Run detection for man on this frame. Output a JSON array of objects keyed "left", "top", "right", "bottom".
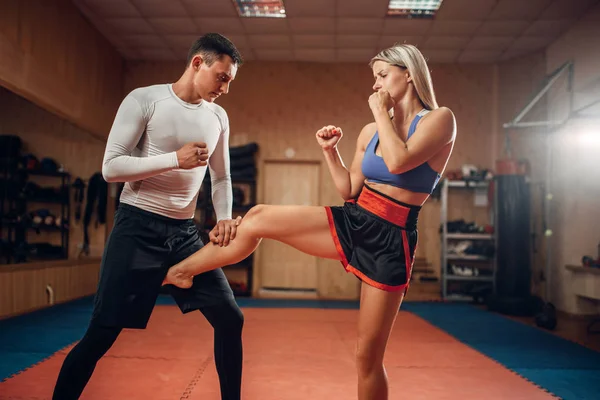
[{"left": 53, "top": 33, "right": 244, "bottom": 400}]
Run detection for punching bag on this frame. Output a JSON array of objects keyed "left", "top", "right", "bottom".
[
  {"left": 487, "top": 159, "right": 537, "bottom": 316},
  {"left": 496, "top": 173, "right": 531, "bottom": 296}
]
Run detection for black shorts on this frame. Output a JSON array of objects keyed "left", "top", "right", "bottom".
[
  {"left": 325, "top": 184, "right": 420, "bottom": 292},
  {"left": 91, "top": 203, "right": 234, "bottom": 329}
]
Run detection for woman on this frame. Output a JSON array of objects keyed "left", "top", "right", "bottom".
[{"left": 164, "top": 44, "right": 456, "bottom": 399}]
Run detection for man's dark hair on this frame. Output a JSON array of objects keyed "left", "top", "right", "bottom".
[{"left": 187, "top": 33, "right": 244, "bottom": 67}]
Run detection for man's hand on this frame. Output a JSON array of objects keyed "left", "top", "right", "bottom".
[
  {"left": 177, "top": 142, "right": 209, "bottom": 169},
  {"left": 209, "top": 216, "right": 243, "bottom": 247}
]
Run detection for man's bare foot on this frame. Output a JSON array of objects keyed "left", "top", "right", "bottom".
[{"left": 163, "top": 265, "right": 193, "bottom": 289}]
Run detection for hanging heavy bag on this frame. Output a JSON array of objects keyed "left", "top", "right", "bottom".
[
  {"left": 82, "top": 172, "right": 108, "bottom": 252},
  {"left": 72, "top": 177, "right": 86, "bottom": 223},
  {"left": 0, "top": 135, "right": 22, "bottom": 169}
]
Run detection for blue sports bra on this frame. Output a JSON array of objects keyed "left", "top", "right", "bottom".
[{"left": 361, "top": 109, "right": 441, "bottom": 194}]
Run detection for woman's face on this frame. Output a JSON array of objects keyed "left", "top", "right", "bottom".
[{"left": 371, "top": 60, "right": 410, "bottom": 104}]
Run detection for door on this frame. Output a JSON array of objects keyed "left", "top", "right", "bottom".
[{"left": 259, "top": 161, "right": 320, "bottom": 290}]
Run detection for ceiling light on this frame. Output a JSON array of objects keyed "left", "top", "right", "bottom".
[
  {"left": 233, "top": 0, "right": 286, "bottom": 18},
  {"left": 387, "top": 0, "right": 443, "bottom": 18}
]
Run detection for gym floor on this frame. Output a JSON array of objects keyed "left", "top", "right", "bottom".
[{"left": 1, "top": 296, "right": 599, "bottom": 399}]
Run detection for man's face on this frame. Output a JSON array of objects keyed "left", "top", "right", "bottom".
[{"left": 192, "top": 54, "right": 238, "bottom": 102}]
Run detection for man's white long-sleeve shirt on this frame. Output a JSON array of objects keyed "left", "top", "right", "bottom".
[{"left": 102, "top": 84, "right": 232, "bottom": 221}]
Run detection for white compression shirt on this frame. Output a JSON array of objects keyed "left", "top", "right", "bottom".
[{"left": 102, "top": 83, "right": 232, "bottom": 221}]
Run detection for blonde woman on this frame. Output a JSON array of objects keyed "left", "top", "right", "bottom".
[{"left": 164, "top": 44, "right": 456, "bottom": 399}]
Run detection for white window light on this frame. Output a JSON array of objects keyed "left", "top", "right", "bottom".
[
  {"left": 233, "top": 0, "right": 286, "bottom": 18},
  {"left": 387, "top": 0, "right": 443, "bottom": 18}
]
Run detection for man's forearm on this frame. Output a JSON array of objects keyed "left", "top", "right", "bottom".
[
  {"left": 102, "top": 151, "right": 179, "bottom": 182},
  {"left": 211, "top": 175, "right": 233, "bottom": 221}
]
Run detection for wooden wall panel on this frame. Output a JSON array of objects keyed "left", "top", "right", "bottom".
[
  {"left": 0, "top": 259, "right": 101, "bottom": 320},
  {"left": 0, "top": 0, "right": 123, "bottom": 139},
  {"left": 124, "top": 60, "right": 497, "bottom": 299}
]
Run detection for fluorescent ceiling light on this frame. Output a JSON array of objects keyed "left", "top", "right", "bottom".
[
  {"left": 387, "top": 0, "right": 443, "bottom": 18},
  {"left": 233, "top": 0, "right": 286, "bottom": 18}
]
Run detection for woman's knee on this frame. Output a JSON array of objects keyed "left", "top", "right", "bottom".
[
  {"left": 241, "top": 205, "right": 267, "bottom": 235},
  {"left": 355, "top": 337, "right": 383, "bottom": 375}
]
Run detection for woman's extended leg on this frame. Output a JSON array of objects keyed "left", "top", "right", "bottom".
[
  {"left": 355, "top": 283, "right": 405, "bottom": 400},
  {"left": 164, "top": 204, "right": 341, "bottom": 288}
]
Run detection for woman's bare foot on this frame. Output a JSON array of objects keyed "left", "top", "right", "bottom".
[{"left": 163, "top": 265, "right": 194, "bottom": 289}]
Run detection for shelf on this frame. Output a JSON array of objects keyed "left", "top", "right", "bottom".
[
  {"left": 447, "top": 254, "right": 492, "bottom": 261},
  {"left": 2, "top": 221, "right": 67, "bottom": 231},
  {"left": 26, "top": 196, "right": 70, "bottom": 204},
  {"left": 446, "top": 233, "right": 494, "bottom": 240},
  {"left": 445, "top": 275, "right": 494, "bottom": 282},
  {"left": 1, "top": 166, "right": 70, "bottom": 265},
  {"left": 31, "top": 225, "right": 68, "bottom": 232},
  {"left": 441, "top": 176, "right": 497, "bottom": 300},
  {"left": 447, "top": 180, "right": 490, "bottom": 188},
  {"left": 24, "top": 170, "right": 70, "bottom": 178},
  {"left": 444, "top": 294, "right": 477, "bottom": 302}
]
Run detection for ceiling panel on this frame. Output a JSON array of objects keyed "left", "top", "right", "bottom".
[
  {"left": 522, "top": 19, "right": 575, "bottom": 37},
  {"left": 130, "top": 0, "right": 189, "bottom": 18},
  {"left": 77, "top": 0, "right": 141, "bottom": 18},
  {"left": 242, "top": 18, "right": 290, "bottom": 34},
  {"left": 164, "top": 34, "right": 200, "bottom": 48},
  {"left": 293, "top": 34, "right": 336, "bottom": 48},
  {"left": 383, "top": 19, "right": 433, "bottom": 35},
  {"left": 422, "top": 36, "right": 471, "bottom": 50},
  {"left": 106, "top": 18, "right": 155, "bottom": 34},
  {"left": 71, "top": 0, "right": 597, "bottom": 63},
  {"left": 336, "top": 35, "right": 379, "bottom": 48},
  {"left": 337, "top": 18, "right": 384, "bottom": 34},
  {"left": 194, "top": 17, "right": 246, "bottom": 34},
  {"left": 248, "top": 34, "right": 292, "bottom": 49},
  {"left": 487, "top": 0, "right": 555, "bottom": 21},
  {"left": 423, "top": 49, "right": 461, "bottom": 63},
  {"left": 336, "top": 0, "right": 390, "bottom": 18},
  {"left": 284, "top": 0, "right": 336, "bottom": 17},
  {"left": 458, "top": 49, "right": 504, "bottom": 63},
  {"left": 429, "top": 21, "right": 483, "bottom": 36},
  {"left": 337, "top": 48, "right": 378, "bottom": 62},
  {"left": 539, "top": 0, "right": 598, "bottom": 19},
  {"left": 379, "top": 35, "right": 426, "bottom": 49},
  {"left": 294, "top": 48, "right": 336, "bottom": 62},
  {"left": 179, "top": 0, "right": 239, "bottom": 17},
  {"left": 288, "top": 18, "right": 336, "bottom": 34},
  {"left": 476, "top": 20, "right": 530, "bottom": 36},
  {"left": 148, "top": 18, "right": 198, "bottom": 34},
  {"left": 465, "top": 36, "right": 516, "bottom": 51},
  {"left": 435, "top": 0, "right": 498, "bottom": 20}
]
